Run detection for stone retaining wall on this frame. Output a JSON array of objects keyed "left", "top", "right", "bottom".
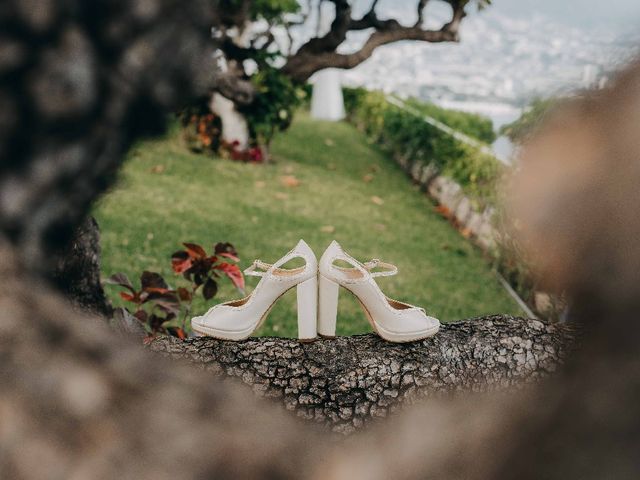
[
  {"left": 394, "top": 153, "right": 555, "bottom": 318},
  {"left": 396, "top": 155, "right": 497, "bottom": 251}
]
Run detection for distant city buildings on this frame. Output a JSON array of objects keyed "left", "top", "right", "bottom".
[{"left": 339, "top": 10, "right": 638, "bottom": 124}]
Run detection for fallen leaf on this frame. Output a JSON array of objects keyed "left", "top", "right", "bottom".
[
  {"left": 280, "top": 175, "right": 301, "bottom": 188},
  {"left": 324, "top": 138, "right": 335, "bottom": 147},
  {"left": 255, "top": 180, "right": 266, "bottom": 188},
  {"left": 461, "top": 228, "right": 472, "bottom": 238},
  {"left": 371, "top": 195, "right": 384, "bottom": 206},
  {"left": 320, "top": 225, "right": 335, "bottom": 233},
  {"left": 363, "top": 173, "right": 374, "bottom": 183},
  {"left": 274, "top": 192, "right": 289, "bottom": 200},
  {"left": 434, "top": 205, "right": 452, "bottom": 218},
  {"left": 150, "top": 164, "right": 165, "bottom": 174}
]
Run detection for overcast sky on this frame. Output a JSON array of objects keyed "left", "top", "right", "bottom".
[
  {"left": 377, "top": 0, "right": 640, "bottom": 31},
  {"left": 493, "top": 0, "right": 640, "bottom": 29}
]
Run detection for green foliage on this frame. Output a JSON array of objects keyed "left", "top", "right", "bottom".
[
  {"left": 342, "top": 88, "right": 553, "bottom": 318},
  {"left": 105, "top": 242, "right": 244, "bottom": 340},
  {"left": 406, "top": 98, "right": 496, "bottom": 144},
  {"left": 178, "top": 96, "right": 222, "bottom": 155},
  {"left": 500, "top": 97, "right": 557, "bottom": 144},
  {"left": 94, "top": 116, "right": 523, "bottom": 338},
  {"left": 344, "top": 87, "right": 502, "bottom": 206},
  {"left": 240, "top": 67, "right": 307, "bottom": 146},
  {"left": 250, "top": 0, "right": 299, "bottom": 21},
  {"left": 343, "top": 88, "right": 389, "bottom": 140}
]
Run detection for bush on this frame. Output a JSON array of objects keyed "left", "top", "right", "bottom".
[
  {"left": 343, "top": 87, "right": 564, "bottom": 320},
  {"left": 106, "top": 241, "right": 244, "bottom": 340},
  {"left": 344, "top": 87, "right": 502, "bottom": 206},
  {"left": 178, "top": 96, "right": 223, "bottom": 155},
  {"left": 239, "top": 67, "right": 308, "bottom": 148},
  {"left": 500, "top": 97, "right": 557, "bottom": 144},
  {"left": 405, "top": 98, "right": 496, "bottom": 144}
]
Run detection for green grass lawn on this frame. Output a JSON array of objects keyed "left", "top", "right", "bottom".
[{"left": 94, "top": 113, "right": 523, "bottom": 337}]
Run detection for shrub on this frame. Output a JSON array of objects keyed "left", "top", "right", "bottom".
[
  {"left": 178, "top": 96, "right": 222, "bottom": 155},
  {"left": 343, "top": 87, "right": 502, "bottom": 207},
  {"left": 240, "top": 67, "right": 308, "bottom": 148},
  {"left": 405, "top": 98, "right": 496, "bottom": 144},
  {"left": 106, "top": 241, "right": 244, "bottom": 340},
  {"left": 500, "top": 97, "right": 557, "bottom": 144}
]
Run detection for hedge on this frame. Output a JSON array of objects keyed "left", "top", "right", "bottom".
[{"left": 343, "top": 87, "right": 503, "bottom": 206}]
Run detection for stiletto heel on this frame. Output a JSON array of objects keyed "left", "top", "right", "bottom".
[
  {"left": 318, "top": 274, "right": 338, "bottom": 338},
  {"left": 318, "top": 241, "right": 440, "bottom": 343},
  {"left": 191, "top": 240, "right": 318, "bottom": 341},
  {"left": 297, "top": 276, "right": 318, "bottom": 342}
]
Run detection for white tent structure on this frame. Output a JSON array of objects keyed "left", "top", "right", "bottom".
[{"left": 311, "top": 69, "right": 345, "bottom": 121}]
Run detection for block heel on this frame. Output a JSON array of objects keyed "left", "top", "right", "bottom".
[
  {"left": 318, "top": 274, "right": 339, "bottom": 338},
  {"left": 318, "top": 241, "right": 440, "bottom": 343},
  {"left": 297, "top": 275, "right": 318, "bottom": 342}
]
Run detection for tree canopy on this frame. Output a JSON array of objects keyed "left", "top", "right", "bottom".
[{"left": 213, "top": 0, "right": 492, "bottom": 100}]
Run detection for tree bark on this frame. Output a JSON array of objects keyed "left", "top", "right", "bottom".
[
  {"left": 0, "top": 0, "right": 219, "bottom": 277},
  {"left": 0, "top": 248, "right": 323, "bottom": 479},
  {"left": 50, "top": 216, "right": 112, "bottom": 317},
  {"left": 2, "top": 1, "right": 640, "bottom": 478},
  {"left": 150, "top": 315, "right": 578, "bottom": 433}
]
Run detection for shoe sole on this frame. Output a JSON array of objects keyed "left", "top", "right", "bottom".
[
  {"left": 346, "top": 287, "right": 440, "bottom": 343},
  {"left": 191, "top": 284, "right": 318, "bottom": 343}
]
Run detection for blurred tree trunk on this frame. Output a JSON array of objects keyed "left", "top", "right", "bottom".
[
  {"left": 51, "top": 216, "right": 112, "bottom": 317},
  {"left": 1, "top": 1, "right": 640, "bottom": 479}
]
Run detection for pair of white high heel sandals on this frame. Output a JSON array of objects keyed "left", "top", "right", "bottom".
[{"left": 191, "top": 240, "right": 440, "bottom": 343}]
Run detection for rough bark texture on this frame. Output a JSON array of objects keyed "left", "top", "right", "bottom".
[
  {"left": 51, "top": 216, "right": 112, "bottom": 317},
  {"left": 0, "top": 248, "right": 324, "bottom": 480},
  {"left": 0, "top": 0, "right": 218, "bottom": 277},
  {"left": 150, "top": 316, "right": 577, "bottom": 433},
  {"left": 2, "top": 0, "right": 640, "bottom": 478}
]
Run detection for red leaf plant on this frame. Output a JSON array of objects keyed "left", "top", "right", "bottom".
[
  {"left": 106, "top": 241, "right": 244, "bottom": 341},
  {"left": 219, "top": 140, "right": 266, "bottom": 163}
]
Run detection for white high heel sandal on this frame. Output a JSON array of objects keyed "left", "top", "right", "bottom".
[
  {"left": 191, "top": 239, "right": 318, "bottom": 342},
  {"left": 318, "top": 241, "right": 440, "bottom": 342}
]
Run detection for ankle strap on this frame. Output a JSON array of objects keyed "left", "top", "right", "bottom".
[
  {"left": 244, "top": 259, "right": 272, "bottom": 277},
  {"left": 363, "top": 259, "right": 397, "bottom": 277}
]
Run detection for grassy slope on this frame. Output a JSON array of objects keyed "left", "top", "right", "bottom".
[{"left": 94, "top": 113, "right": 522, "bottom": 337}]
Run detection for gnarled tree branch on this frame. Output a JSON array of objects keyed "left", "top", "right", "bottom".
[
  {"left": 282, "top": 0, "right": 468, "bottom": 82},
  {"left": 150, "top": 315, "right": 578, "bottom": 434},
  {"left": 283, "top": 25, "right": 459, "bottom": 82}
]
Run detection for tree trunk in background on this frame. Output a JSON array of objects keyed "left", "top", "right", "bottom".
[
  {"left": 150, "top": 316, "right": 578, "bottom": 433},
  {"left": 0, "top": 0, "right": 219, "bottom": 278},
  {"left": 2, "top": 1, "right": 640, "bottom": 478},
  {"left": 51, "top": 216, "right": 112, "bottom": 317},
  {"left": 311, "top": 69, "right": 346, "bottom": 121},
  {"left": 210, "top": 92, "right": 250, "bottom": 148}
]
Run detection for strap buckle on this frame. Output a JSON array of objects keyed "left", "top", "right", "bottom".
[
  {"left": 243, "top": 259, "right": 272, "bottom": 277},
  {"left": 363, "top": 258, "right": 398, "bottom": 277}
]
